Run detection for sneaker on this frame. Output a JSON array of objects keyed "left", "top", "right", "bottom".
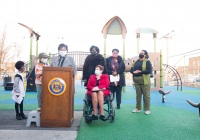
[
  {"left": 37, "top": 108, "right": 41, "bottom": 111},
  {"left": 21, "top": 113, "right": 27, "bottom": 119},
  {"left": 144, "top": 110, "right": 151, "bottom": 115},
  {"left": 99, "top": 115, "right": 106, "bottom": 121},
  {"left": 132, "top": 109, "right": 141, "bottom": 113},
  {"left": 16, "top": 114, "right": 22, "bottom": 120}
]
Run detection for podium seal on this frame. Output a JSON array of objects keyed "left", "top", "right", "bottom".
[{"left": 48, "top": 78, "right": 66, "bottom": 96}]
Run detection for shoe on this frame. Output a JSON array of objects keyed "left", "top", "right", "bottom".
[
  {"left": 132, "top": 109, "right": 141, "bottom": 113},
  {"left": 144, "top": 110, "right": 151, "bottom": 115},
  {"left": 117, "top": 104, "right": 120, "bottom": 109},
  {"left": 21, "top": 113, "right": 27, "bottom": 119},
  {"left": 99, "top": 115, "right": 106, "bottom": 121},
  {"left": 16, "top": 114, "right": 22, "bottom": 120},
  {"left": 89, "top": 114, "right": 98, "bottom": 120},
  {"left": 37, "top": 108, "right": 41, "bottom": 111}
]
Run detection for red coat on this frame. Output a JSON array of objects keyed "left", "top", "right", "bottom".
[{"left": 86, "top": 74, "right": 110, "bottom": 96}]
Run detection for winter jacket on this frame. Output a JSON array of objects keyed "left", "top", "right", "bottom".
[
  {"left": 106, "top": 55, "right": 126, "bottom": 87},
  {"left": 82, "top": 54, "right": 107, "bottom": 86},
  {"left": 86, "top": 74, "right": 110, "bottom": 96}
]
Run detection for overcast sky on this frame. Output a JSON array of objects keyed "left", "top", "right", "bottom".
[{"left": 0, "top": 0, "right": 200, "bottom": 65}]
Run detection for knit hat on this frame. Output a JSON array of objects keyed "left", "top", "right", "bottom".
[{"left": 38, "top": 53, "right": 48, "bottom": 59}]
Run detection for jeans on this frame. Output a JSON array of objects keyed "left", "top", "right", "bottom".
[{"left": 36, "top": 84, "right": 42, "bottom": 108}]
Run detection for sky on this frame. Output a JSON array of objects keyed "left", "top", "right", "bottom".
[{"left": 0, "top": 0, "right": 200, "bottom": 66}]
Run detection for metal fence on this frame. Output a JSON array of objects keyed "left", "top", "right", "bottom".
[{"left": 50, "top": 51, "right": 90, "bottom": 71}]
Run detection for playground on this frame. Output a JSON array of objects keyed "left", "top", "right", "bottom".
[
  {"left": 1, "top": 0, "right": 200, "bottom": 137},
  {"left": 1, "top": 79, "right": 200, "bottom": 139}
]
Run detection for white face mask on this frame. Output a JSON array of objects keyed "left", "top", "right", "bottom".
[
  {"left": 41, "top": 58, "right": 48, "bottom": 64},
  {"left": 95, "top": 69, "right": 100, "bottom": 75},
  {"left": 59, "top": 51, "right": 67, "bottom": 57}
]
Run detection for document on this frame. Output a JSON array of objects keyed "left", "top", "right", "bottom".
[
  {"left": 12, "top": 95, "right": 23, "bottom": 104},
  {"left": 110, "top": 74, "right": 120, "bottom": 82}
]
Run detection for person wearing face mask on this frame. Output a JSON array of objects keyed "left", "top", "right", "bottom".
[
  {"left": 130, "top": 50, "right": 152, "bottom": 115},
  {"left": 86, "top": 65, "right": 110, "bottom": 121},
  {"left": 35, "top": 52, "right": 49, "bottom": 111},
  {"left": 106, "top": 49, "right": 126, "bottom": 109},
  {"left": 82, "top": 45, "right": 107, "bottom": 86},
  {"left": 51, "top": 43, "right": 77, "bottom": 75}
]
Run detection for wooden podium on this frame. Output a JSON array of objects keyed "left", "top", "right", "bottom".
[{"left": 40, "top": 67, "right": 74, "bottom": 127}]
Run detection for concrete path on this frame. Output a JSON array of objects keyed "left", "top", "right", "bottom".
[{"left": 0, "top": 110, "right": 82, "bottom": 140}]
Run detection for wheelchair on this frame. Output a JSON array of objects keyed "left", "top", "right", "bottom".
[{"left": 83, "top": 92, "right": 115, "bottom": 123}]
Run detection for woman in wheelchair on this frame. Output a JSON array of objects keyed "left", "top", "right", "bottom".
[{"left": 86, "top": 65, "right": 110, "bottom": 121}]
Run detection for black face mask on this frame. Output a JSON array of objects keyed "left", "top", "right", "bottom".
[
  {"left": 139, "top": 54, "right": 144, "bottom": 59},
  {"left": 91, "top": 51, "right": 97, "bottom": 55}
]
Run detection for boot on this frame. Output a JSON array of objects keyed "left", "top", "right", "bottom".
[{"left": 117, "top": 104, "right": 120, "bottom": 109}]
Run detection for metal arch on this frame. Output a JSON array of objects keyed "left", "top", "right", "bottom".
[{"left": 163, "top": 64, "right": 183, "bottom": 91}]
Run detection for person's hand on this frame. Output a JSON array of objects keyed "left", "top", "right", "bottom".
[
  {"left": 133, "top": 70, "right": 141, "bottom": 74},
  {"left": 36, "top": 74, "right": 42, "bottom": 78},
  {"left": 112, "top": 71, "right": 117, "bottom": 76}
]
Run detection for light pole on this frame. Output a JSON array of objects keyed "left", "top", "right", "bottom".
[{"left": 159, "top": 30, "right": 175, "bottom": 85}]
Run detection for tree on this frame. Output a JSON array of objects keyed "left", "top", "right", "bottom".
[{"left": 0, "top": 26, "right": 20, "bottom": 72}]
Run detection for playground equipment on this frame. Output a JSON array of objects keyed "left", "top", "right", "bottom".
[
  {"left": 102, "top": 16, "right": 127, "bottom": 61},
  {"left": 158, "top": 89, "right": 171, "bottom": 103},
  {"left": 186, "top": 99, "right": 200, "bottom": 117},
  {"left": 163, "top": 64, "right": 182, "bottom": 91},
  {"left": 18, "top": 23, "right": 40, "bottom": 71},
  {"left": 17, "top": 23, "right": 40, "bottom": 92}
]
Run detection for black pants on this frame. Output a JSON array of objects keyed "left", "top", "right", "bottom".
[
  {"left": 110, "top": 85, "right": 122, "bottom": 105},
  {"left": 15, "top": 99, "right": 24, "bottom": 115}
]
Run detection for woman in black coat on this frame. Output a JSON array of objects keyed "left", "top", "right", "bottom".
[
  {"left": 82, "top": 45, "right": 107, "bottom": 86},
  {"left": 106, "top": 49, "right": 126, "bottom": 109}
]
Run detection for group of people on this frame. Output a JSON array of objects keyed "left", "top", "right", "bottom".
[
  {"left": 12, "top": 43, "right": 152, "bottom": 121},
  {"left": 82, "top": 46, "right": 126, "bottom": 120}
]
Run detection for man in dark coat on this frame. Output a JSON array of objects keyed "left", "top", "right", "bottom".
[
  {"left": 82, "top": 45, "right": 107, "bottom": 86},
  {"left": 106, "top": 49, "right": 126, "bottom": 109}
]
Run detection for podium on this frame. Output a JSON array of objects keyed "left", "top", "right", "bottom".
[{"left": 40, "top": 67, "right": 74, "bottom": 127}]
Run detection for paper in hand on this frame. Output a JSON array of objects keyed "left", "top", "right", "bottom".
[
  {"left": 12, "top": 95, "right": 23, "bottom": 104},
  {"left": 110, "top": 74, "right": 120, "bottom": 82}
]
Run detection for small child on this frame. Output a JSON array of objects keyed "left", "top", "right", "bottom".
[
  {"left": 12, "top": 61, "right": 26, "bottom": 120},
  {"left": 35, "top": 52, "right": 49, "bottom": 111}
]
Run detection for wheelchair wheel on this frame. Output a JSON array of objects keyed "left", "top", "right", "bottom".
[
  {"left": 83, "top": 103, "right": 86, "bottom": 116},
  {"left": 83, "top": 99, "right": 93, "bottom": 124},
  {"left": 109, "top": 105, "right": 115, "bottom": 123},
  {"left": 110, "top": 115, "right": 114, "bottom": 123}
]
